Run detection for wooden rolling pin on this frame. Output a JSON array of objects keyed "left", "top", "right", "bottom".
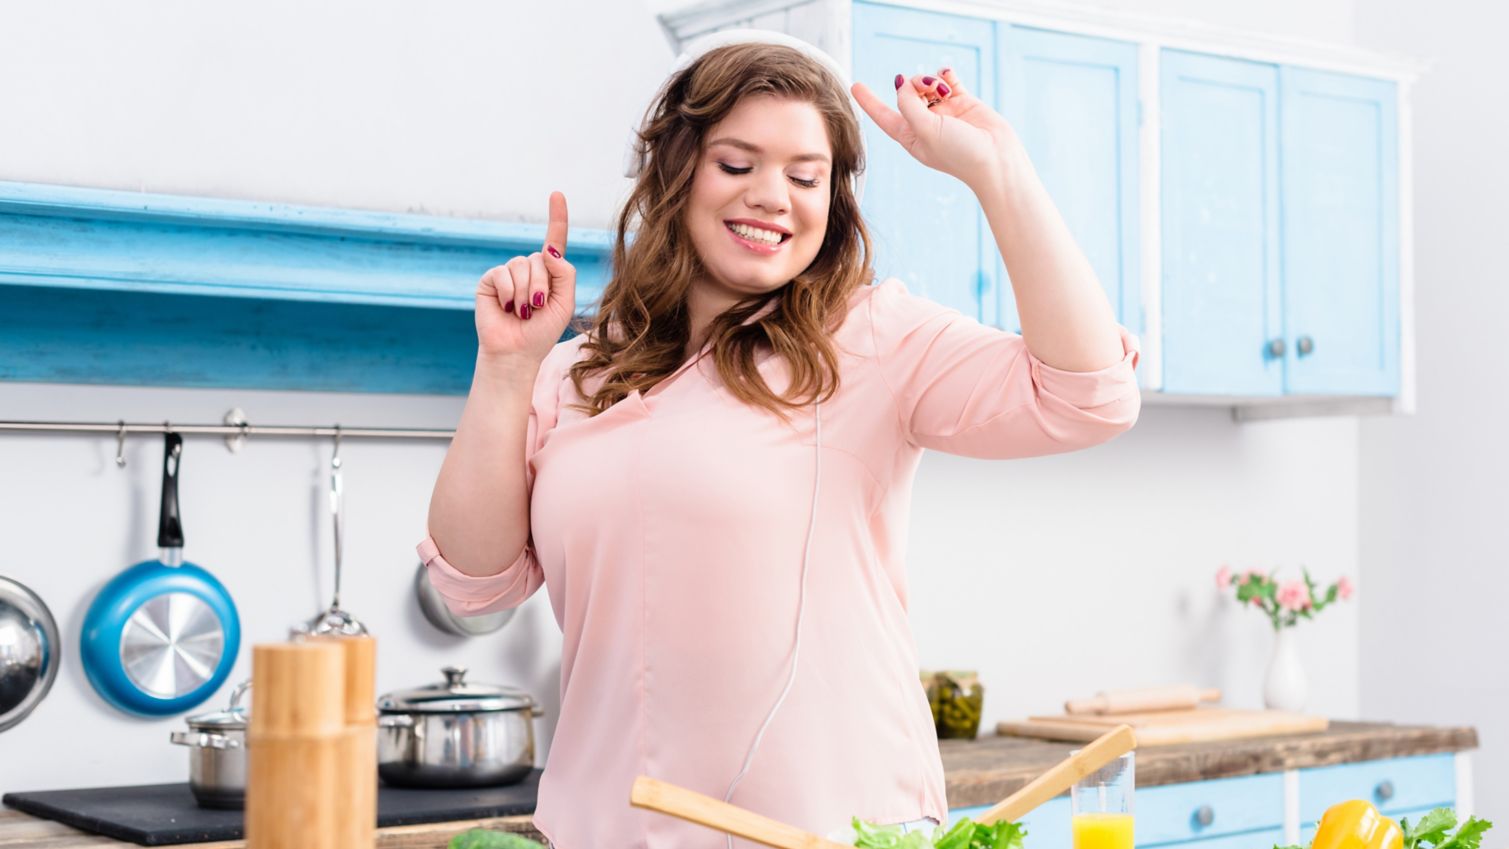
[
  {"left": 246, "top": 641, "right": 346, "bottom": 849},
  {"left": 1065, "top": 685, "right": 1220, "bottom": 715}
]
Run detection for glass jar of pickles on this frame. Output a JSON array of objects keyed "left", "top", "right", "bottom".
[{"left": 923, "top": 670, "right": 984, "bottom": 739}]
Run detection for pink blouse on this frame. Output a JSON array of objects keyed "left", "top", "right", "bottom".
[{"left": 419, "top": 278, "right": 1141, "bottom": 848}]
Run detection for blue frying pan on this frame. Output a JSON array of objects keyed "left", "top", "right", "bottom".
[{"left": 80, "top": 433, "right": 240, "bottom": 716}]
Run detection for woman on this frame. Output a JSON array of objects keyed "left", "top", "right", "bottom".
[{"left": 420, "top": 31, "right": 1140, "bottom": 848}]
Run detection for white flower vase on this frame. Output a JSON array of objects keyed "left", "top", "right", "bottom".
[{"left": 1263, "top": 627, "right": 1308, "bottom": 711}]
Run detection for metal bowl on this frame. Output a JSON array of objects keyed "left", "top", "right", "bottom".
[
  {"left": 413, "top": 563, "right": 514, "bottom": 637},
  {"left": 0, "top": 576, "right": 61, "bottom": 733}
]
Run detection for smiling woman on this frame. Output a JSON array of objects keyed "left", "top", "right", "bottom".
[
  {"left": 573, "top": 40, "right": 875, "bottom": 419},
  {"left": 419, "top": 28, "right": 1141, "bottom": 849}
]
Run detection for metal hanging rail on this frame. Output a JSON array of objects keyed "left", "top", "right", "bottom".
[
  {"left": 0, "top": 420, "right": 454, "bottom": 439},
  {"left": 0, "top": 408, "right": 454, "bottom": 464}
]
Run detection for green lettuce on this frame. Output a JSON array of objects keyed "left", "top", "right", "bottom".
[
  {"left": 851, "top": 815, "right": 1026, "bottom": 849},
  {"left": 446, "top": 827, "right": 547, "bottom": 849}
]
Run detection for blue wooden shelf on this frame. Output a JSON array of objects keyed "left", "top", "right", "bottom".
[{"left": 0, "top": 181, "right": 614, "bottom": 394}]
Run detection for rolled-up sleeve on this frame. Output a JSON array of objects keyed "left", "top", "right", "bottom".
[
  {"left": 868, "top": 278, "right": 1141, "bottom": 458},
  {"left": 415, "top": 338, "right": 580, "bottom": 616}
]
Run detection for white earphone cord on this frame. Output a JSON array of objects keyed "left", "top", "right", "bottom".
[{"left": 722, "top": 402, "right": 822, "bottom": 847}]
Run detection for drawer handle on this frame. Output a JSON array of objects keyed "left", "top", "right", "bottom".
[
  {"left": 1375, "top": 780, "right": 1396, "bottom": 802},
  {"left": 1194, "top": 805, "right": 1215, "bottom": 828}
]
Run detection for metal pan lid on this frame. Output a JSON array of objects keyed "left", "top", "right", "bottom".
[
  {"left": 184, "top": 680, "right": 250, "bottom": 731},
  {"left": 377, "top": 666, "right": 535, "bottom": 713}
]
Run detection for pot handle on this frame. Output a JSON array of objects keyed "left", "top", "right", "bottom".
[
  {"left": 228, "top": 679, "right": 251, "bottom": 711},
  {"left": 378, "top": 714, "right": 416, "bottom": 729},
  {"left": 170, "top": 730, "right": 242, "bottom": 750}
]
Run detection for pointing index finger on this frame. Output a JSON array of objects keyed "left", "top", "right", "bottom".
[{"left": 545, "top": 191, "right": 569, "bottom": 256}]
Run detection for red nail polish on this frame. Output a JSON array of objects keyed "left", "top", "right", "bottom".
[
  {"left": 937, "top": 82, "right": 951, "bottom": 96},
  {"left": 520, "top": 304, "right": 531, "bottom": 320},
  {"left": 922, "top": 76, "right": 935, "bottom": 86},
  {"left": 504, "top": 300, "right": 514, "bottom": 313},
  {"left": 533, "top": 292, "right": 544, "bottom": 308},
  {"left": 546, "top": 244, "right": 561, "bottom": 259},
  {"left": 940, "top": 67, "right": 952, "bottom": 77},
  {"left": 894, "top": 74, "right": 903, "bottom": 90}
]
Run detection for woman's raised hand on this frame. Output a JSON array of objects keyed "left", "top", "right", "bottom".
[
  {"left": 851, "top": 68, "right": 1020, "bottom": 193},
  {"left": 475, "top": 191, "right": 577, "bottom": 363}
]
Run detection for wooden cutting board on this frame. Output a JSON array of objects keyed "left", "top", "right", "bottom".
[{"left": 998, "top": 708, "right": 1329, "bottom": 746}]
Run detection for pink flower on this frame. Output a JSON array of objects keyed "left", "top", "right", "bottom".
[
  {"left": 1277, "top": 580, "right": 1310, "bottom": 612},
  {"left": 1249, "top": 595, "right": 1263, "bottom": 607},
  {"left": 1338, "top": 576, "right": 1355, "bottom": 601},
  {"left": 1216, "top": 565, "right": 1233, "bottom": 589}
]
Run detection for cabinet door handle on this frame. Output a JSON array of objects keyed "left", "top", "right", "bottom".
[
  {"left": 1297, "top": 335, "right": 1315, "bottom": 356},
  {"left": 1375, "top": 780, "right": 1396, "bottom": 801},
  {"left": 1267, "top": 338, "right": 1286, "bottom": 358},
  {"left": 1194, "top": 805, "right": 1215, "bottom": 827}
]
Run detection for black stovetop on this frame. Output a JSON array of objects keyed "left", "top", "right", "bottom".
[{"left": 2, "top": 770, "right": 540, "bottom": 846}]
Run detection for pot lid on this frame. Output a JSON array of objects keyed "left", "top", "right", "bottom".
[
  {"left": 185, "top": 680, "right": 250, "bottom": 730},
  {"left": 378, "top": 666, "right": 536, "bottom": 713}
]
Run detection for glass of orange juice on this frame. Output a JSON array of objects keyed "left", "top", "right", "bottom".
[{"left": 1071, "top": 750, "right": 1135, "bottom": 849}]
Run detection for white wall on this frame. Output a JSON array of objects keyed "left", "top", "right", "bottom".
[
  {"left": 1352, "top": 0, "right": 1509, "bottom": 826},
  {"left": 0, "top": 0, "right": 1368, "bottom": 796}
]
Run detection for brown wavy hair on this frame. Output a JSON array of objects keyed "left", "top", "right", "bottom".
[{"left": 569, "top": 42, "right": 875, "bottom": 418}]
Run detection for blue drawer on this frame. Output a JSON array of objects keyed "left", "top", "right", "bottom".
[
  {"left": 1298, "top": 755, "right": 1455, "bottom": 822},
  {"left": 1139, "top": 773, "right": 1286, "bottom": 845}
]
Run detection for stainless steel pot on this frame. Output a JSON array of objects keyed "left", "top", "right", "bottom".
[
  {"left": 169, "top": 681, "right": 249, "bottom": 809},
  {"left": 377, "top": 666, "right": 541, "bottom": 788}
]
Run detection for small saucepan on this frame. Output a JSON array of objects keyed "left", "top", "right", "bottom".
[
  {"left": 169, "top": 681, "right": 250, "bottom": 809},
  {"left": 377, "top": 666, "right": 541, "bottom": 787}
]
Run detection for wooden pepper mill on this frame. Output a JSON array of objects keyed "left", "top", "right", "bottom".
[
  {"left": 316, "top": 635, "right": 377, "bottom": 849},
  {"left": 246, "top": 641, "right": 345, "bottom": 849}
]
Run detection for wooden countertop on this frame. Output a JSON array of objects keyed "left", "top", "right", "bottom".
[
  {"left": 943, "top": 720, "right": 1479, "bottom": 808},
  {"left": 1, "top": 721, "right": 1477, "bottom": 847}
]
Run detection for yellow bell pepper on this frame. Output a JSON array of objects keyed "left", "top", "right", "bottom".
[{"left": 1312, "top": 800, "right": 1404, "bottom": 849}]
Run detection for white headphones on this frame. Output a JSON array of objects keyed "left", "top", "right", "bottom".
[{"left": 622, "top": 28, "right": 868, "bottom": 205}]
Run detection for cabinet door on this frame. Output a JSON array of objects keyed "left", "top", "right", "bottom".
[
  {"left": 1000, "top": 26, "right": 1142, "bottom": 336},
  {"left": 1280, "top": 67, "right": 1401, "bottom": 395},
  {"left": 1160, "top": 50, "right": 1283, "bottom": 395},
  {"left": 1298, "top": 754, "right": 1456, "bottom": 836},
  {"left": 1138, "top": 772, "right": 1286, "bottom": 847},
  {"left": 852, "top": 2, "right": 996, "bottom": 320}
]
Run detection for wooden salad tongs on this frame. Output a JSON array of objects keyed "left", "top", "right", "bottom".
[{"left": 629, "top": 724, "right": 1136, "bottom": 846}]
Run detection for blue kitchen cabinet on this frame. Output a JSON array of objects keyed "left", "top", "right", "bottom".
[
  {"left": 1159, "top": 50, "right": 1284, "bottom": 397},
  {"left": 1161, "top": 51, "right": 1402, "bottom": 398},
  {"left": 1298, "top": 755, "right": 1456, "bottom": 843},
  {"left": 946, "top": 754, "right": 1456, "bottom": 849},
  {"left": 852, "top": 2, "right": 997, "bottom": 321},
  {"left": 1279, "top": 67, "right": 1401, "bottom": 396},
  {"left": 1000, "top": 26, "right": 1142, "bottom": 337}
]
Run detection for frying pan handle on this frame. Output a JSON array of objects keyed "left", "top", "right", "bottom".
[{"left": 158, "top": 432, "right": 184, "bottom": 549}]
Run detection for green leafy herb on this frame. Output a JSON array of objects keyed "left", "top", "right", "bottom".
[
  {"left": 1399, "top": 808, "right": 1493, "bottom": 849},
  {"left": 850, "top": 816, "right": 1025, "bottom": 849},
  {"left": 446, "top": 827, "right": 547, "bottom": 849}
]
